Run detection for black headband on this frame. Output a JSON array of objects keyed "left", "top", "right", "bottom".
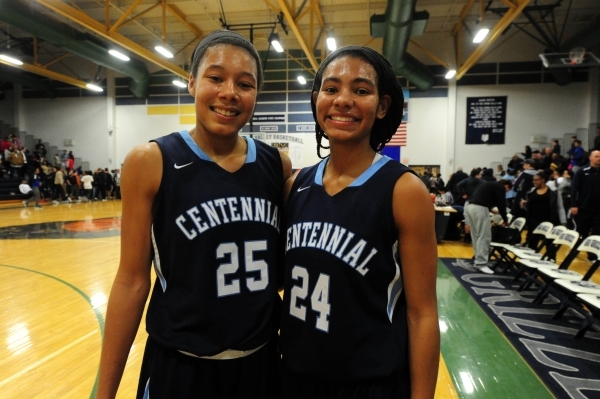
[{"left": 192, "top": 30, "right": 252, "bottom": 66}]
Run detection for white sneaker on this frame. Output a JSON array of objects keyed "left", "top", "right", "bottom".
[
  {"left": 23, "top": 201, "right": 28, "bottom": 207},
  {"left": 477, "top": 266, "right": 495, "bottom": 275},
  {"left": 34, "top": 207, "right": 42, "bottom": 211},
  {"left": 68, "top": 197, "right": 72, "bottom": 203},
  {"left": 52, "top": 200, "right": 59, "bottom": 205}
]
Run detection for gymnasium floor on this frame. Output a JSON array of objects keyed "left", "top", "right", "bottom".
[{"left": 0, "top": 200, "right": 597, "bottom": 398}]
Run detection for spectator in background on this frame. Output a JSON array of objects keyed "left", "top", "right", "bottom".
[
  {"left": 569, "top": 140, "right": 584, "bottom": 172},
  {"left": 531, "top": 150, "right": 544, "bottom": 170},
  {"left": 507, "top": 154, "right": 523, "bottom": 173},
  {"left": 68, "top": 170, "right": 81, "bottom": 202},
  {"left": 570, "top": 150, "right": 600, "bottom": 260},
  {"left": 456, "top": 168, "right": 484, "bottom": 204},
  {"left": 54, "top": 153, "right": 60, "bottom": 167},
  {"left": 40, "top": 160, "right": 50, "bottom": 176},
  {"left": 436, "top": 186, "right": 453, "bottom": 206},
  {"left": 104, "top": 168, "right": 114, "bottom": 199},
  {"left": 23, "top": 168, "right": 42, "bottom": 209},
  {"left": 522, "top": 145, "right": 532, "bottom": 159},
  {"left": 594, "top": 126, "right": 600, "bottom": 151},
  {"left": 34, "top": 139, "right": 47, "bottom": 162},
  {"left": 511, "top": 159, "right": 537, "bottom": 218},
  {"left": 112, "top": 169, "right": 121, "bottom": 199},
  {"left": 1, "top": 137, "right": 11, "bottom": 156},
  {"left": 7, "top": 146, "right": 25, "bottom": 179},
  {"left": 60, "top": 150, "right": 69, "bottom": 170},
  {"left": 480, "top": 168, "right": 495, "bottom": 182},
  {"left": 464, "top": 179, "right": 512, "bottom": 274},
  {"left": 552, "top": 139, "right": 561, "bottom": 155},
  {"left": 521, "top": 172, "right": 566, "bottom": 249},
  {"left": 67, "top": 151, "right": 75, "bottom": 171},
  {"left": 95, "top": 168, "right": 107, "bottom": 201},
  {"left": 542, "top": 147, "right": 553, "bottom": 170},
  {"left": 446, "top": 166, "right": 468, "bottom": 202},
  {"left": 80, "top": 170, "right": 94, "bottom": 202},
  {"left": 9, "top": 133, "right": 22, "bottom": 150},
  {"left": 496, "top": 164, "right": 505, "bottom": 178},
  {"left": 52, "top": 167, "right": 71, "bottom": 204}
]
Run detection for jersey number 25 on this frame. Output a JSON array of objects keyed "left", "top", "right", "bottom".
[{"left": 216, "top": 240, "right": 269, "bottom": 297}]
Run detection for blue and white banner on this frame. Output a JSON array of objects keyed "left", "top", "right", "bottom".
[{"left": 466, "top": 96, "right": 507, "bottom": 144}]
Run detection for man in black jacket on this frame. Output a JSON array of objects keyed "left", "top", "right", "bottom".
[
  {"left": 464, "top": 180, "right": 512, "bottom": 274},
  {"left": 571, "top": 150, "right": 600, "bottom": 259}
]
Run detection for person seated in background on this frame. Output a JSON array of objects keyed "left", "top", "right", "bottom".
[
  {"left": 480, "top": 168, "right": 495, "bottom": 182},
  {"left": 496, "top": 164, "right": 505, "bottom": 178},
  {"left": 436, "top": 186, "right": 453, "bottom": 206},
  {"left": 531, "top": 150, "right": 544, "bottom": 170},
  {"left": 507, "top": 154, "right": 523, "bottom": 173}
]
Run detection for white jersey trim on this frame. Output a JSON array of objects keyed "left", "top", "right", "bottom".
[
  {"left": 387, "top": 241, "right": 403, "bottom": 322},
  {"left": 151, "top": 224, "right": 167, "bottom": 292}
]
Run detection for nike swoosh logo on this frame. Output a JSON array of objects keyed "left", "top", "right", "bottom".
[
  {"left": 174, "top": 162, "right": 193, "bottom": 169},
  {"left": 297, "top": 186, "right": 310, "bottom": 192}
]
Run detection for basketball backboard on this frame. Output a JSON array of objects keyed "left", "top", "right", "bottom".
[{"left": 539, "top": 51, "right": 600, "bottom": 68}]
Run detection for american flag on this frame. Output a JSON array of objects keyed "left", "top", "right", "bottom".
[
  {"left": 388, "top": 122, "right": 407, "bottom": 146},
  {"left": 388, "top": 100, "right": 408, "bottom": 146}
]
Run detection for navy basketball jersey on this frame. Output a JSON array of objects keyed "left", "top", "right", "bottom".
[
  {"left": 147, "top": 130, "right": 283, "bottom": 357},
  {"left": 280, "top": 155, "right": 413, "bottom": 382}
]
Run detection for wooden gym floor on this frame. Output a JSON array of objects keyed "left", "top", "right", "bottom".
[{"left": 0, "top": 200, "right": 597, "bottom": 398}]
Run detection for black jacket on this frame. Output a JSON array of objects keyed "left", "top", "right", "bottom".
[{"left": 571, "top": 166, "right": 600, "bottom": 211}]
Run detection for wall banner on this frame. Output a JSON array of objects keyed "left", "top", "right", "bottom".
[{"left": 466, "top": 96, "right": 507, "bottom": 144}]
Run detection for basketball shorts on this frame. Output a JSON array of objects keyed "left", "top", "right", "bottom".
[
  {"left": 280, "top": 360, "right": 410, "bottom": 399},
  {"left": 137, "top": 337, "right": 280, "bottom": 399}
]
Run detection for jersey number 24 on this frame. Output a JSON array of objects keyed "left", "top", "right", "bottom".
[{"left": 289, "top": 266, "right": 331, "bottom": 332}]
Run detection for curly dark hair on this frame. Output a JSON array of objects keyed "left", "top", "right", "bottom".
[{"left": 311, "top": 46, "right": 405, "bottom": 158}]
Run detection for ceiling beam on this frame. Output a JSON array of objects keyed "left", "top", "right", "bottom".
[
  {"left": 0, "top": 58, "right": 90, "bottom": 90},
  {"left": 456, "top": 0, "right": 531, "bottom": 79},
  {"left": 35, "top": 0, "right": 188, "bottom": 78},
  {"left": 276, "top": 0, "right": 320, "bottom": 71}
]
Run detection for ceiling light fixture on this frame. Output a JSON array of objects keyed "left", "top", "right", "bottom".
[
  {"left": 86, "top": 83, "right": 104, "bottom": 92},
  {"left": 326, "top": 37, "right": 337, "bottom": 51},
  {"left": 297, "top": 76, "right": 306, "bottom": 84},
  {"left": 269, "top": 32, "right": 284, "bottom": 53},
  {"left": 473, "top": 28, "right": 489, "bottom": 43},
  {"left": 173, "top": 79, "right": 187, "bottom": 88},
  {"left": 155, "top": 45, "right": 174, "bottom": 59},
  {"left": 445, "top": 69, "right": 456, "bottom": 79},
  {"left": 0, "top": 54, "right": 23, "bottom": 65},
  {"left": 326, "top": 30, "right": 337, "bottom": 51},
  {"left": 108, "top": 49, "right": 130, "bottom": 61}
]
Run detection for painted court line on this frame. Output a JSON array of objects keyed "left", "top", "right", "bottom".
[{"left": 0, "top": 329, "right": 98, "bottom": 388}]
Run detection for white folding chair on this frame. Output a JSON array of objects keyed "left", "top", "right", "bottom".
[
  {"left": 517, "top": 229, "right": 580, "bottom": 291},
  {"left": 546, "top": 236, "right": 600, "bottom": 324},
  {"left": 492, "top": 222, "right": 556, "bottom": 274},
  {"left": 574, "top": 294, "right": 600, "bottom": 338}
]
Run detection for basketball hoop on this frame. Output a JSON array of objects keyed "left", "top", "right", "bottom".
[{"left": 569, "top": 47, "right": 586, "bottom": 65}]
